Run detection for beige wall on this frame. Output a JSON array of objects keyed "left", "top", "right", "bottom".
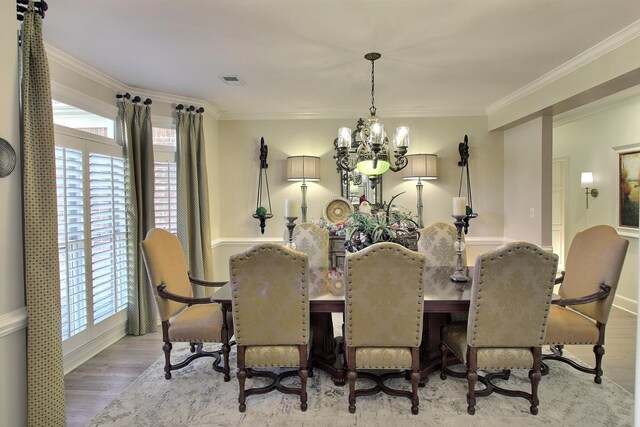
[
  {"left": 554, "top": 95, "right": 640, "bottom": 313},
  {"left": 503, "top": 116, "right": 553, "bottom": 247},
  {"left": 0, "top": 1, "right": 28, "bottom": 424}
]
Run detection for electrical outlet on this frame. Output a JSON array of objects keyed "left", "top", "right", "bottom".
[{"left": 530, "top": 208, "right": 535, "bottom": 218}]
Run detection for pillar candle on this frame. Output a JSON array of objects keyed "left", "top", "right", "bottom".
[
  {"left": 284, "top": 199, "right": 297, "bottom": 218},
  {"left": 453, "top": 197, "right": 466, "bottom": 216}
]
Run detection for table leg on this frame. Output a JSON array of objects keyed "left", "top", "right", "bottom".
[{"left": 310, "top": 312, "right": 345, "bottom": 385}]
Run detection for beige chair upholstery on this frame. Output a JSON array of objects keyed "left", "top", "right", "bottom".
[
  {"left": 543, "top": 225, "right": 629, "bottom": 383},
  {"left": 140, "top": 228, "right": 233, "bottom": 380},
  {"left": 293, "top": 222, "right": 330, "bottom": 297},
  {"left": 440, "top": 242, "right": 558, "bottom": 415},
  {"left": 229, "top": 243, "right": 311, "bottom": 412},
  {"left": 418, "top": 222, "right": 467, "bottom": 322},
  {"left": 345, "top": 242, "right": 425, "bottom": 415}
]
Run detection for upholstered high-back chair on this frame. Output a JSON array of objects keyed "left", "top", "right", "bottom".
[
  {"left": 417, "top": 222, "right": 466, "bottom": 267},
  {"left": 440, "top": 242, "right": 558, "bottom": 415},
  {"left": 293, "top": 222, "right": 329, "bottom": 297},
  {"left": 418, "top": 222, "right": 467, "bottom": 322},
  {"left": 229, "top": 243, "right": 310, "bottom": 412},
  {"left": 344, "top": 242, "right": 425, "bottom": 415},
  {"left": 543, "top": 225, "right": 628, "bottom": 383},
  {"left": 140, "top": 228, "right": 233, "bottom": 380}
]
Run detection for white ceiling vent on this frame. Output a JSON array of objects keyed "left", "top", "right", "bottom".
[{"left": 219, "top": 75, "right": 245, "bottom": 86}]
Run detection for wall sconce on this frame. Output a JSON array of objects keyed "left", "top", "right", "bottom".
[
  {"left": 402, "top": 154, "right": 438, "bottom": 228},
  {"left": 581, "top": 172, "right": 599, "bottom": 209},
  {"left": 286, "top": 155, "right": 321, "bottom": 222}
]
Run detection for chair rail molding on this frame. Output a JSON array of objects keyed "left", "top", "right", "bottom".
[{"left": 0, "top": 307, "right": 28, "bottom": 339}]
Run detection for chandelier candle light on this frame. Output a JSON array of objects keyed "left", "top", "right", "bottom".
[
  {"left": 334, "top": 52, "right": 410, "bottom": 181},
  {"left": 451, "top": 197, "right": 470, "bottom": 282},
  {"left": 284, "top": 199, "right": 298, "bottom": 249}
]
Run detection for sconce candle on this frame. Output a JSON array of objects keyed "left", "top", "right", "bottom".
[
  {"left": 453, "top": 197, "right": 467, "bottom": 216},
  {"left": 284, "top": 199, "right": 298, "bottom": 218}
]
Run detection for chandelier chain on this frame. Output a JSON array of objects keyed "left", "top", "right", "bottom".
[{"left": 370, "top": 58, "right": 376, "bottom": 116}]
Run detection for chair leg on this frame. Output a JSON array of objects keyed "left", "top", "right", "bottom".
[
  {"left": 440, "top": 342, "right": 448, "bottom": 380},
  {"left": 347, "top": 347, "right": 356, "bottom": 414},
  {"left": 467, "top": 347, "right": 477, "bottom": 415},
  {"left": 593, "top": 344, "right": 604, "bottom": 384},
  {"left": 222, "top": 341, "right": 231, "bottom": 382},
  {"left": 529, "top": 347, "right": 541, "bottom": 415},
  {"left": 237, "top": 346, "right": 247, "bottom": 412},
  {"left": 162, "top": 341, "right": 172, "bottom": 380},
  {"left": 299, "top": 367, "right": 308, "bottom": 412},
  {"left": 411, "top": 347, "right": 420, "bottom": 415}
]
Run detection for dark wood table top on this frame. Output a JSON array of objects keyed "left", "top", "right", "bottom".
[{"left": 211, "top": 266, "right": 472, "bottom": 313}]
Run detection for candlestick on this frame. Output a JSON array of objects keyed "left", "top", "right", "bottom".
[
  {"left": 285, "top": 216, "right": 298, "bottom": 249},
  {"left": 284, "top": 199, "right": 298, "bottom": 218},
  {"left": 450, "top": 215, "right": 470, "bottom": 282}
]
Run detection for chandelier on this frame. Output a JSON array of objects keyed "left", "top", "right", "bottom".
[{"left": 334, "top": 52, "right": 410, "bottom": 181}]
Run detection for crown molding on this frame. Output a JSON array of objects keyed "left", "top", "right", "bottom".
[
  {"left": 45, "top": 43, "right": 221, "bottom": 121},
  {"left": 553, "top": 86, "right": 640, "bottom": 127},
  {"left": 219, "top": 108, "right": 485, "bottom": 121},
  {"left": 486, "top": 20, "right": 640, "bottom": 115}
]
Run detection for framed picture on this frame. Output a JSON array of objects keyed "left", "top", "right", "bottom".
[{"left": 619, "top": 149, "right": 640, "bottom": 229}]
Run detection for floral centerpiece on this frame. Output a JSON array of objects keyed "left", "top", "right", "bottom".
[{"left": 343, "top": 192, "right": 419, "bottom": 252}]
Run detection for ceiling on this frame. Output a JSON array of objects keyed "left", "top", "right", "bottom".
[{"left": 42, "top": 1, "right": 640, "bottom": 119}]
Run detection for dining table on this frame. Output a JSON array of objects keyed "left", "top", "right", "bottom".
[{"left": 211, "top": 266, "right": 472, "bottom": 385}]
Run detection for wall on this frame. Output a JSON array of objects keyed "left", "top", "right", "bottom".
[
  {"left": 213, "top": 116, "right": 504, "bottom": 280},
  {"left": 503, "top": 116, "right": 553, "bottom": 247},
  {"left": 554, "top": 94, "right": 640, "bottom": 313},
  {"left": 0, "top": 0, "right": 28, "bottom": 424}
]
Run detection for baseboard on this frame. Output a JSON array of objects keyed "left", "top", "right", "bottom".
[
  {"left": 63, "top": 320, "right": 127, "bottom": 375},
  {"left": 0, "top": 307, "right": 28, "bottom": 339},
  {"left": 613, "top": 295, "right": 637, "bottom": 315}
]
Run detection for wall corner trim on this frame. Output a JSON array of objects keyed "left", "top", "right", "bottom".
[{"left": 0, "top": 307, "right": 28, "bottom": 339}]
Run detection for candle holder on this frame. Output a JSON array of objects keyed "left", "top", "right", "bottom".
[
  {"left": 450, "top": 215, "right": 470, "bottom": 282},
  {"left": 285, "top": 216, "right": 298, "bottom": 249}
]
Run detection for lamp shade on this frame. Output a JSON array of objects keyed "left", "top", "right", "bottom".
[
  {"left": 402, "top": 154, "right": 438, "bottom": 180},
  {"left": 581, "top": 172, "right": 593, "bottom": 188},
  {"left": 286, "top": 156, "right": 321, "bottom": 181}
]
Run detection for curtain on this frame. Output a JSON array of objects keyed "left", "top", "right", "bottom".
[
  {"left": 20, "top": 3, "right": 66, "bottom": 425},
  {"left": 176, "top": 110, "right": 214, "bottom": 296},
  {"left": 116, "top": 99, "right": 158, "bottom": 335}
]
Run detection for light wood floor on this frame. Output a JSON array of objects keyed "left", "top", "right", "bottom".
[{"left": 64, "top": 307, "right": 636, "bottom": 426}]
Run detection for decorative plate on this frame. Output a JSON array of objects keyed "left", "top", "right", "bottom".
[
  {"left": 0, "top": 138, "right": 16, "bottom": 178},
  {"left": 323, "top": 197, "right": 353, "bottom": 223}
]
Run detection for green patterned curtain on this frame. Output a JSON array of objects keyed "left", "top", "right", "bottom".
[
  {"left": 116, "top": 99, "right": 158, "bottom": 335},
  {"left": 176, "top": 110, "right": 214, "bottom": 296},
  {"left": 20, "top": 3, "right": 66, "bottom": 425}
]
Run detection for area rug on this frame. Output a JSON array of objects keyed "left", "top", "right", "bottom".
[{"left": 89, "top": 343, "right": 633, "bottom": 427}]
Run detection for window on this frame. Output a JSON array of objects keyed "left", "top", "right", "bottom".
[
  {"left": 153, "top": 127, "right": 178, "bottom": 234},
  {"left": 52, "top": 100, "right": 115, "bottom": 138},
  {"left": 55, "top": 128, "right": 128, "bottom": 355}
]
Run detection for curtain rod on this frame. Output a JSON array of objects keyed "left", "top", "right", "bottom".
[
  {"left": 17, "top": 0, "right": 48, "bottom": 20},
  {"left": 176, "top": 104, "right": 205, "bottom": 113},
  {"left": 116, "top": 93, "right": 152, "bottom": 105}
]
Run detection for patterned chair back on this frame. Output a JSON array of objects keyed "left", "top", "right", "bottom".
[
  {"left": 345, "top": 242, "right": 425, "bottom": 347},
  {"left": 140, "top": 228, "right": 192, "bottom": 321},
  {"left": 229, "top": 243, "right": 309, "bottom": 346},
  {"left": 417, "top": 222, "right": 466, "bottom": 267},
  {"left": 468, "top": 242, "right": 558, "bottom": 348},
  {"left": 293, "top": 223, "right": 330, "bottom": 297},
  {"left": 559, "top": 225, "right": 628, "bottom": 324}
]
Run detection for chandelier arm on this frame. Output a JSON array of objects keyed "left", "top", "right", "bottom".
[
  {"left": 388, "top": 155, "right": 408, "bottom": 172},
  {"left": 336, "top": 155, "right": 357, "bottom": 172}
]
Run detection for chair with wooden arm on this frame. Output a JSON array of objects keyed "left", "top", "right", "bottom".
[
  {"left": 345, "top": 242, "right": 425, "bottom": 415},
  {"left": 543, "top": 225, "right": 629, "bottom": 383},
  {"left": 140, "top": 228, "right": 233, "bottom": 380},
  {"left": 229, "top": 243, "right": 311, "bottom": 412},
  {"left": 440, "top": 242, "right": 558, "bottom": 415}
]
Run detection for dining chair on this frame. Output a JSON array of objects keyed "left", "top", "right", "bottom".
[
  {"left": 418, "top": 221, "right": 467, "bottom": 322},
  {"left": 543, "top": 225, "right": 629, "bottom": 383},
  {"left": 292, "top": 222, "right": 330, "bottom": 297},
  {"left": 229, "top": 243, "right": 311, "bottom": 412},
  {"left": 344, "top": 242, "right": 425, "bottom": 415},
  {"left": 440, "top": 241, "right": 558, "bottom": 415},
  {"left": 140, "top": 228, "right": 233, "bottom": 380}
]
